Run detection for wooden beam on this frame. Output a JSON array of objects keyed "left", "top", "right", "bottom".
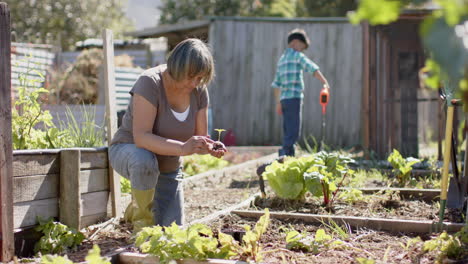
[
  {"left": 59, "top": 149, "right": 81, "bottom": 229},
  {"left": 0, "top": 3, "right": 14, "bottom": 261},
  {"left": 361, "top": 22, "right": 370, "bottom": 158},
  {"left": 102, "top": 29, "right": 121, "bottom": 218},
  {"left": 232, "top": 210, "right": 465, "bottom": 234}
]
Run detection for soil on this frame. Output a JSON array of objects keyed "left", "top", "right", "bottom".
[
  {"left": 207, "top": 214, "right": 468, "bottom": 264},
  {"left": 253, "top": 191, "right": 464, "bottom": 223}
]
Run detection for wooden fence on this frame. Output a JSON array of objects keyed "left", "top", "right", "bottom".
[{"left": 208, "top": 18, "right": 363, "bottom": 147}]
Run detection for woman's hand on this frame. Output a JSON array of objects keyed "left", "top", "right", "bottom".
[
  {"left": 181, "top": 136, "right": 213, "bottom": 155},
  {"left": 208, "top": 140, "right": 227, "bottom": 158}
]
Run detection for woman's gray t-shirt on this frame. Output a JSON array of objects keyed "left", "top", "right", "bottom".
[{"left": 111, "top": 65, "right": 209, "bottom": 173}]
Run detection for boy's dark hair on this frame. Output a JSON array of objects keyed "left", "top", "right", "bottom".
[{"left": 287, "top": 28, "right": 310, "bottom": 49}]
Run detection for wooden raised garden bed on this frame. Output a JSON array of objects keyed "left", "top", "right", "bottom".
[
  {"left": 13, "top": 147, "right": 111, "bottom": 230},
  {"left": 240, "top": 187, "right": 465, "bottom": 234}
]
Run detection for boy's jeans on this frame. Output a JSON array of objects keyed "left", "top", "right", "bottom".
[
  {"left": 109, "top": 143, "right": 184, "bottom": 226},
  {"left": 279, "top": 98, "right": 302, "bottom": 157}
]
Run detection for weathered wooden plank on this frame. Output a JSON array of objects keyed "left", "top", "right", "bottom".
[
  {"left": 119, "top": 252, "right": 249, "bottom": 264},
  {"left": 12, "top": 169, "right": 108, "bottom": 203},
  {"left": 13, "top": 174, "right": 58, "bottom": 203},
  {"left": 81, "top": 212, "right": 107, "bottom": 228},
  {"left": 80, "top": 169, "right": 109, "bottom": 193},
  {"left": 81, "top": 151, "right": 108, "bottom": 169},
  {"left": 13, "top": 198, "right": 58, "bottom": 229},
  {"left": 12, "top": 152, "right": 60, "bottom": 177},
  {"left": 232, "top": 210, "right": 465, "bottom": 234},
  {"left": 0, "top": 3, "right": 14, "bottom": 261},
  {"left": 103, "top": 29, "right": 121, "bottom": 218},
  {"left": 82, "top": 191, "right": 109, "bottom": 216},
  {"left": 60, "top": 149, "right": 81, "bottom": 229}
]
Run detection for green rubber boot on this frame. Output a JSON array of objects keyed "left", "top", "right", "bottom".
[{"left": 124, "top": 188, "right": 155, "bottom": 232}]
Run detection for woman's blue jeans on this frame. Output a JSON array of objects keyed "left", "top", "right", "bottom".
[
  {"left": 109, "top": 143, "right": 184, "bottom": 226},
  {"left": 280, "top": 98, "right": 302, "bottom": 157}
]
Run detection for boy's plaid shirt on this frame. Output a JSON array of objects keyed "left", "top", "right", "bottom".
[{"left": 271, "top": 48, "right": 319, "bottom": 100}]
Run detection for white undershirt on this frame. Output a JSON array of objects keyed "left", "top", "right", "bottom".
[{"left": 170, "top": 105, "right": 190, "bottom": 122}]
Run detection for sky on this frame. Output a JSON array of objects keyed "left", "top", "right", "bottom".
[{"left": 125, "top": 0, "right": 162, "bottom": 30}]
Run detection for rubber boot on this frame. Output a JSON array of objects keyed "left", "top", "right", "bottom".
[{"left": 124, "top": 188, "right": 155, "bottom": 232}]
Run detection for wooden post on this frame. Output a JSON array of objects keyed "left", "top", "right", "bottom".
[
  {"left": 0, "top": 3, "right": 14, "bottom": 262},
  {"left": 60, "top": 149, "right": 81, "bottom": 229},
  {"left": 361, "top": 22, "right": 370, "bottom": 158},
  {"left": 102, "top": 29, "right": 121, "bottom": 218}
]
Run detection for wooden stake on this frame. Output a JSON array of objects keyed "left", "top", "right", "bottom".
[
  {"left": 102, "top": 29, "right": 121, "bottom": 218},
  {"left": 0, "top": 3, "right": 14, "bottom": 261}
]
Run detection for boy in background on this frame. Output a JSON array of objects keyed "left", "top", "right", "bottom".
[{"left": 272, "top": 28, "right": 330, "bottom": 157}]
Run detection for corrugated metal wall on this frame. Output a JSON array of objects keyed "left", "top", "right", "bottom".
[
  {"left": 209, "top": 19, "right": 363, "bottom": 147},
  {"left": 11, "top": 43, "right": 55, "bottom": 96}
]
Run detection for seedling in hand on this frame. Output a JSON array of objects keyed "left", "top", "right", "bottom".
[{"left": 213, "top": 129, "right": 226, "bottom": 150}]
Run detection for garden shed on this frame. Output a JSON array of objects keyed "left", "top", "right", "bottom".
[{"left": 361, "top": 9, "right": 440, "bottom": 158}]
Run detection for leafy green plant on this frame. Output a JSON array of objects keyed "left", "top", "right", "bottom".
[
  {"left": 135, "top": 209, "right": 270, "bottom": 264},
  {"left": 41, "top": 245, "right": 109, "bottom": 264},
  {"left": 263, "top": 152, "right": 354, "bottom": 205},
  {"left": 182, "top": 154, "right": 229, "bottom": 177},
  {"left": 135, "top": 223, "right": 236, "bottom": 264},
  {"left": 423, "top": 230, "right": 466, "bottom": 263},
  {"left": 303, "top": 151, "right": 355, "bottom": 206},
  {"left": 34, "top": 218, "right": 85, "bottom": 255},
  {"left": 387, "top": 149, "right": 421, "bottom": 187},
  {"left": 12, "top": 63, "right": 68, "bottom": 150},
  {"left": 262, "top": 158, "right": 308, "bottom": 200}
]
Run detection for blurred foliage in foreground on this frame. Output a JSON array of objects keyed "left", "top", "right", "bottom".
[{"left": 349, "top": 0, "right": 467, "bottom": 110}]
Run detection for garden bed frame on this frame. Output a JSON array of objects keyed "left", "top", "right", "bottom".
[
  {"left": 13, "top": 147, "right": 112, "bottom": 230},
  {"left": 231, "top": 210, "right": 464, "bottom": 234}
]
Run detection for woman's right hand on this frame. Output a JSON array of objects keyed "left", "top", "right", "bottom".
[{"left": 181, "top": 136, "right": 213, "bottom": 155}]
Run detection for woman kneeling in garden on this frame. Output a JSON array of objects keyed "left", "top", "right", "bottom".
[{"left": 109, "top": 38, "right": 227, "bottom": 231}]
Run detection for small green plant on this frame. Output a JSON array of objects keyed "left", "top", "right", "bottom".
[
  {"left": 303, "top": 151, "right": 355, "bottom": 206},
  {"left": 136, "top": 223, "right": 237, "bottom": 264},
  {"left": 34, "top": 218, "right": 85, "bottom": 255},
  {"left": 238, "top": 208, "right": 270, "bottom": 263},
  {"left": 355, "top": 258, "right": 376, "bottom": 264},
  {"left": 387, "top": 149, "right": 421, "bottom": 187},
  {"left": 338, "top": 188, "right": 366, "bottom": 204},
  {"left": 423, "top": 231, "right": 465, "bottom": 263},
  {"left": 214, "top": 128, "right": 226, "bottom": 141},
  {"left": 41, "top": 245, "right": 109, "bottom": 264},
  {"left": 135, "top": 209, "right": 270, "bottom": 264},
  {"left": 183, "top": 154, "right": 229, "bottom": 177},
  {"left": 285, "top": 228, "right": 343, "bottom": 254}
]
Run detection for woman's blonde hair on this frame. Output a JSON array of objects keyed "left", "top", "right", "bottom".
[{"left": 167, "top": 38, "right": 215, "bottom": 87}]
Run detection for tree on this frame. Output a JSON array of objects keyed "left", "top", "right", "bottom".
[
  {"left": 349, "top": 0, "right": 467, "bottom": 109},
  {"left": 296, "top": 0, "right": 358, "bottom": 17},
  {"left": 6, "top": 0, "right": 134, "bottom": 50},
  {"left": 158, "top": 0, "right": 297, "bottom": 25}
]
